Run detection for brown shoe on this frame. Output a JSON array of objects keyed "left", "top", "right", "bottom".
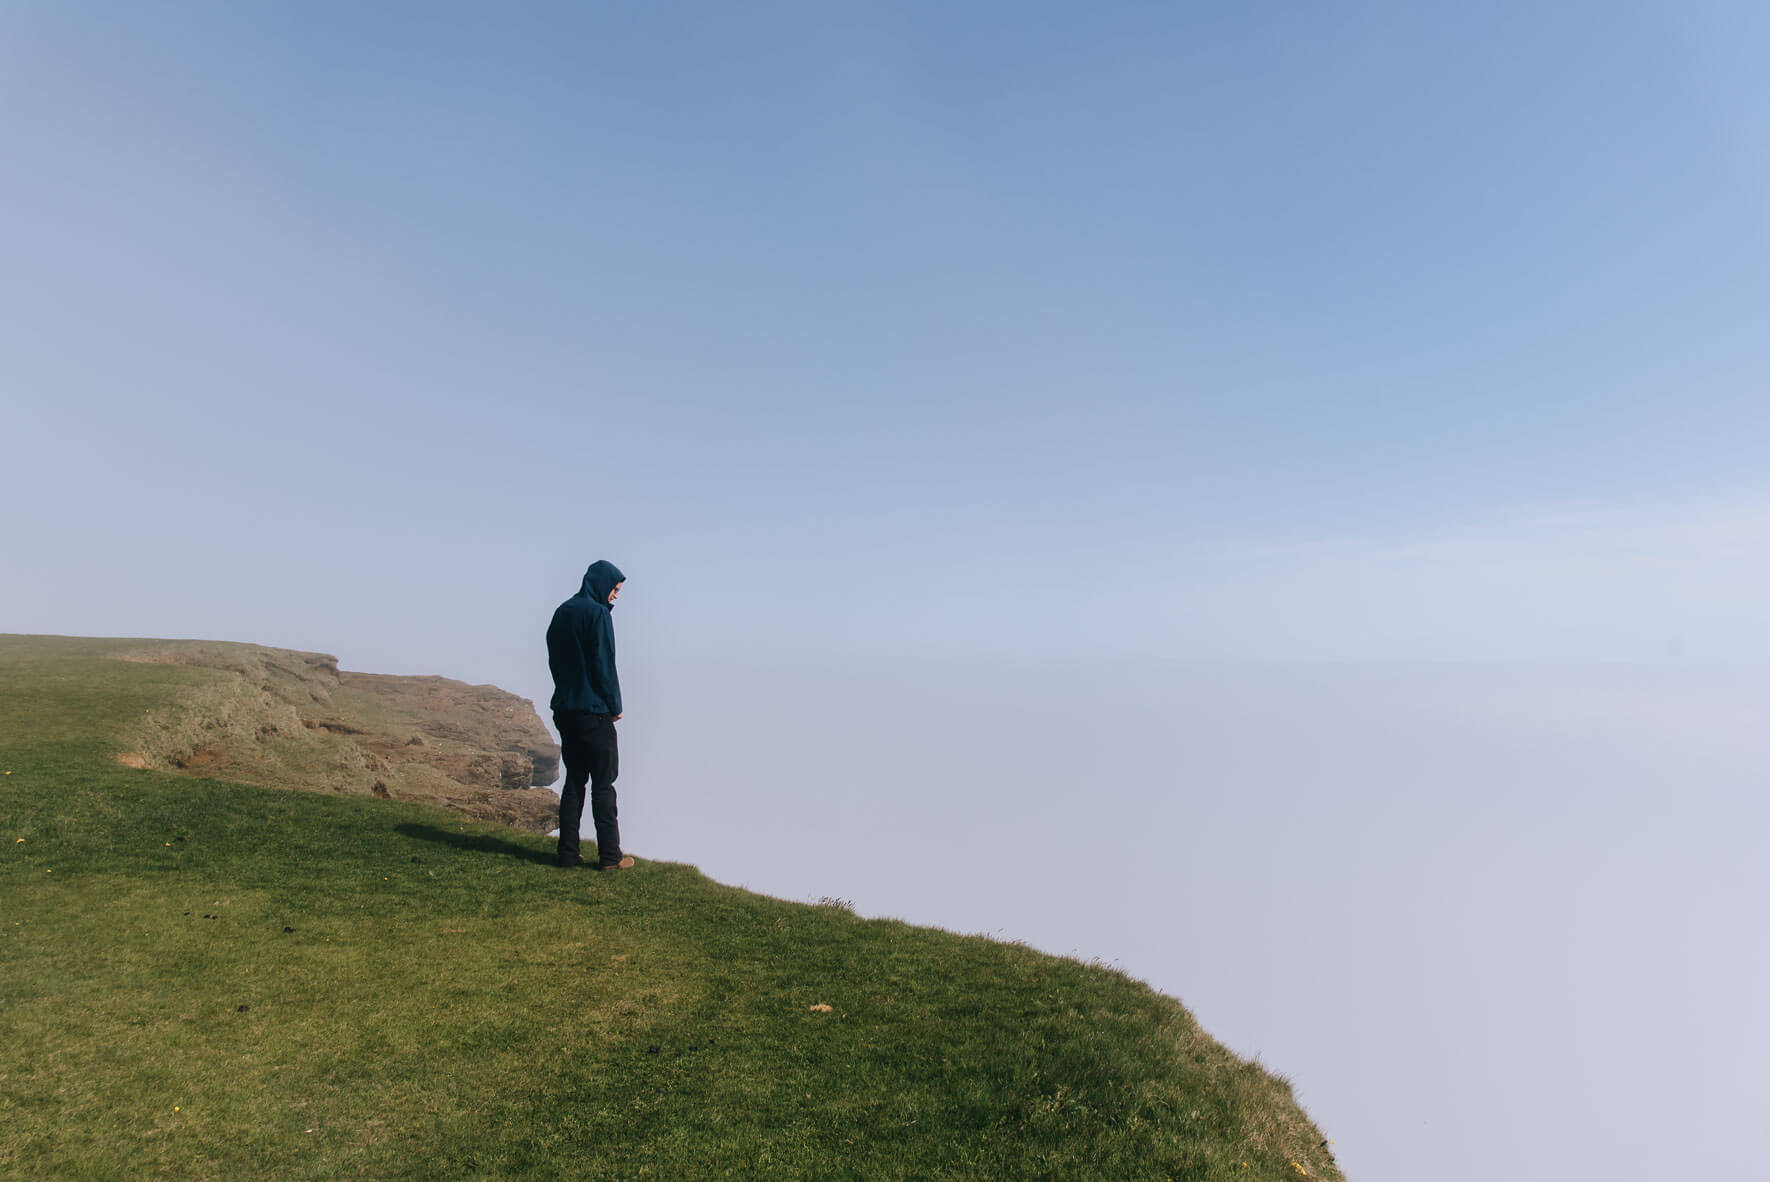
[{"left": 595, "top": 856, "right": 636, "bottom": 871}]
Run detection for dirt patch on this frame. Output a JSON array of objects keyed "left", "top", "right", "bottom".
[{"left": 172, "top": 744, "right": 222, "bottom": 769}]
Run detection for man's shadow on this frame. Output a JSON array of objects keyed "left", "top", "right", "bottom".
[{"left": 395, "top": 822, "right": 555, "bottom": 866}]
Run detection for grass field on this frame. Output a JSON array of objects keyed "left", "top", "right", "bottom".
[{"left": 0, "top": 635, "right": 1343, "bottom": 1180}]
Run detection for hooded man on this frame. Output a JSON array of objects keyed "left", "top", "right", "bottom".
[{"left": 546, "top": 560, "right": 634, "bottom": 870}]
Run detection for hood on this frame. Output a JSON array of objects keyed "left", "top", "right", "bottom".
[{"left": 577, "top": 560, "right": 626, "bottom": 609}]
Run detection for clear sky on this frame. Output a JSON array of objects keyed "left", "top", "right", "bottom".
[{"left": 5, "top": 4, "right": 1770, "bottom": 1180}]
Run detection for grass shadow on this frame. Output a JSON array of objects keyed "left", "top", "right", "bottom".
[{"left": 395, "top": 822, "right": 555, "bottom": 866}]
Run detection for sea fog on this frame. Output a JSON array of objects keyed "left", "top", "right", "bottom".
[{"left": 570, "top": 655, "right": 1770, "bottom": 1182}]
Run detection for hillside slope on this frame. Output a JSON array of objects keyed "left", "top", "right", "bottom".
[{"left": 0, "top": 635, "right": 1343, "bottom": 1181}]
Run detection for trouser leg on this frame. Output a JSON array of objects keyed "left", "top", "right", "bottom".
[
  {"left": 554, "top": 712, "right": 591, "bottom": 864},
  {"left": 586, "top": 715, "right": 622, "bottom": 865}
]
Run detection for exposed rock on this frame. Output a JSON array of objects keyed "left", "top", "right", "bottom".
[
  {"left": 114, "top": 641, "right": 563, "bottom": 833},
  {"left": 338, "top": 671, "right": 559, "bottom": 786}
]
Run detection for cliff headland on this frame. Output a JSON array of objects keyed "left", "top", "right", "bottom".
[{"left": 112, "top": 640, "right": 561, "bottom": 832}]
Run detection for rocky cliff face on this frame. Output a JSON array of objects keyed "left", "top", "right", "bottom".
[
  {"left": 334, "top": 671, "right": 561, "bottom": 788},
  {"left": 115, "top": 642, "right": 563, "bottom": 833}
]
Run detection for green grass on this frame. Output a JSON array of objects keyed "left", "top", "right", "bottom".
[{"left": 0, "top": 635, "right": 1343, "bottom": 1181}]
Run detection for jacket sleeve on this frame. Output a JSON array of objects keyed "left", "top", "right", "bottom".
[{"left": 588, "top": 608, "right": 622, "bottom": 715}]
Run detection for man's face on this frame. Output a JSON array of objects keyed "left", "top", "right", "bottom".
[{"left": 608, "top": 581, "right": 623, "bottom": 605}]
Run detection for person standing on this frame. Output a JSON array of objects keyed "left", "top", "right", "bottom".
[{"left": 545, "top": 560, "right": 634, "bottom": 870}]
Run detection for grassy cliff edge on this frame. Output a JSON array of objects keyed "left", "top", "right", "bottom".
[{"left": 0, "top": 635, "right": 1342, "bottom": 1180}]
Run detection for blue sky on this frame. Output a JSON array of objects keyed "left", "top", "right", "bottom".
[
  {"left": 7, "top": 5, "right": 1770, "bottom": 1180},
  {"left": 9, "top": 1, "right": 1770, "bottom": 678}
]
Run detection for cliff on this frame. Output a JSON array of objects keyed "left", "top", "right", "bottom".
[
  {"left": 1, "top": 633, "right": 1344, "bottom": 1181},
  {"left": 113, "top": 640, "right": 562, "bottom": 832}
]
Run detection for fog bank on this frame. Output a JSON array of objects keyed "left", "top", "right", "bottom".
[{"left": 602, "top": 657, "right": 1770, "bottom": 1182}]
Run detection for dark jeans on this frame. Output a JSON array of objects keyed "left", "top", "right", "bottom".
[{"left": 554, "top": 710, "right": 620, "bottom": 866}]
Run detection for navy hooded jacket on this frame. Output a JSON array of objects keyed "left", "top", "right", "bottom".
[{"left": 547, "top": 560, "right": 624, "bottom": 715}]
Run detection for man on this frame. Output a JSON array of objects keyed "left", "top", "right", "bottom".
[{"left": 545, "top": 560, "right": 634, "bottom": 870}]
